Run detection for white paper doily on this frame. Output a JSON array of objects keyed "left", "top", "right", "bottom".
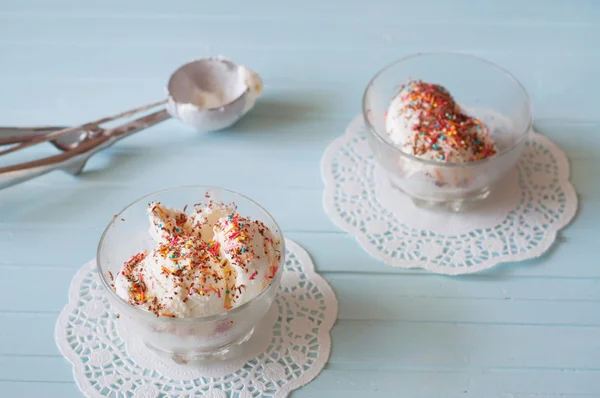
[
  {"left": 322, "top": 115, "right": 578, "bottom": 275},
  {"left": 55, "top": 239, "right": 337, "bottom": 397}
]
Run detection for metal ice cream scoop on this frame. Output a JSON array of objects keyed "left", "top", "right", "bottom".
[{"left": 0, "top": 56, "right": 262, "bottom": 190}]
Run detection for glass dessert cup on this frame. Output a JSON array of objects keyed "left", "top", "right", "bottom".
[
  {"left": 363, "top": 53, "right": 532, "bottom": 212},
  {"left": 97, "top": 186, "right": 285, "bottom": 363}
]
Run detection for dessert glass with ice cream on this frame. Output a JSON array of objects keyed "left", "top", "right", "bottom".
[
  {"left": 363, "top": 53, "right": 532, "bottom": 211},
  {"left": 97, "top": 186, "right": 284, "bottom": 362}
]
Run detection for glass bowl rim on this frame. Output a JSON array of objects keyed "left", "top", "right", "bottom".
[
  {"left": 361, "top": 52, "right": 533, "bottom": 168},
  {"left": 96, "top": 185, "right": 286, "bottom": 325}
]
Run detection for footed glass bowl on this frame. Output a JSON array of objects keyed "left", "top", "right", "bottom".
[
  {"left": 363, "top": 53, "right": 532, "bottom": 211},
  {"left": 97, "top": 186, "right": 285, "bottom": 362}
]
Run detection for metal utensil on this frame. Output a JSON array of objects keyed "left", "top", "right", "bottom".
[
  {"left": 0, "top": 102, "right": 169, "bottom": 189},
  {"left": 0, "top": 57, "right": 262, "bottom": 190}
]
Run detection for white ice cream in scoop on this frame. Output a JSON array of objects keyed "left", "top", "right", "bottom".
[
  {"left": 114, "top": 234, "right": 233, "bottom": 318},
  {"left": 188, "top": 201, "right": 236, "bottom": 242},
  {"left": 385, "top": 80, "right": 497, "bottom": 163},
  {"left": 213, "top": 214, "right": 281, "bottom": 303},
  {"left": 147, "top": 202, "right": 191, "bottom": 243},
  {"left": 114, "top": 201, "right": 281, "bottom": 318}
]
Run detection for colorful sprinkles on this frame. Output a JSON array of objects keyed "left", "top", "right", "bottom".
[
  {"left": 113, "top": 201, "right": 282, "bottom": 319},
  {"left": 391, "top": 80, "right": 497, "bottom": 162}
]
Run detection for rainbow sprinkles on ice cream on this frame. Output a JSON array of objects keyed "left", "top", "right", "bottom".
[
  {"left": 384, "top": 79, "right": 499, "bottom": 189},
  {"left": 113, "top": 200, "right": 281, "bottom": 318},
  {"left": 385, "top": 80, "right": 497, "bottom": 163}
]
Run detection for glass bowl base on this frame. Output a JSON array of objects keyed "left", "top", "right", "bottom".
[
  {"left": 392, "top": 181, "right": 492, "bottom": 212},
  {"left": 145, "top": 327, "right": 256, "bottom": 364}
]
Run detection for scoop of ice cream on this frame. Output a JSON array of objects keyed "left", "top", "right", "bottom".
[
  {"left": 147, "top": 202, "right": 190, "bottom": 243},
  {"left": 188, "top": 201, "right": 236, "bottom": 241},
  {"left": 385, "top": 80, "right": 497, "bottom": 163},
  {"left": 114, "top": 234, "right": 236, "bottom": 318},
  {"left": 213, "top": 214, "right": 281, "bottom": 303},
  {"left": 115, "top": 200, "right": 281, "bottom": 318}
]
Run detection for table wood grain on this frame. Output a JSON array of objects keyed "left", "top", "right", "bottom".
[{"left": 1, "top": 0, "right": 599, "bottom": 396}]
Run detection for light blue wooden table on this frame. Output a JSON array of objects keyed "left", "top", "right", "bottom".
[{"left": 1, "top": 0, "right": 599, "bottom": 396}]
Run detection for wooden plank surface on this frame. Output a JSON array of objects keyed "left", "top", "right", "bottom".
[{"left": 1, "top": 0, "right": 599, "bottom": 396}]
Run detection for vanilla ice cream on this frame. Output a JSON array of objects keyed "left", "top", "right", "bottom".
[
  {"left": 385, "top": 80, "right": 497, "bottom": 163},
  {"left": 188, "top": 201, "right": 236, "bottom": 242},
  {"left": 147, "top": 202, "right": 191, "bottom": 243},
  {"left": 114, "top": 200, "right": 282, "bottom": 318},
  {"left": 213, "top": 214, "right": 280, "bottom": 302}
]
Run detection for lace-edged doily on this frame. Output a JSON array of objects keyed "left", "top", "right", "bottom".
[
  {"left": 321, "top": 115, "right": 577, "bottom": 275},
  {"left": 55, "top": 239, "right": 337, "bottom": 397}
]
